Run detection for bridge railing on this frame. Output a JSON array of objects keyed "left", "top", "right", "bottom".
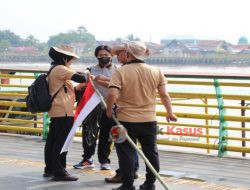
[{"left": 0, "top": 68, "right": 250, "bottom": 158}]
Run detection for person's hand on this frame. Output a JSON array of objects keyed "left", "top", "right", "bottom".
[
  {"left": 94, "top": 75, "right": 102, "bottom": 81},
  {"left": 88, "top": 74, "right": 95, "bottom": 81},
  {"left": 95, "top": 74, "right": 109, "bottom": 81},
  {"left": 166, "top": 113, "right": 177, "bottom": 122},
  {"left": 106, "top": 109, "right": 112, "bottom": 118},
  {"left": 75, "top": 83, "right": 86, "bottom": 91}
]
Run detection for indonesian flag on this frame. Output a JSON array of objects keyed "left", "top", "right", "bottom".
[{"left": 61, "top": 82, "right": 101, "bottom": 154}]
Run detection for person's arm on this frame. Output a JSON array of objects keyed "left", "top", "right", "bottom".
[
  {"left": 95, "top": 74, "right": 110, "bottom": 81},
  {"left": 96, "top": 80, "right": 110, "bottom": 87},
  {"left": 94, "top": 75, "right": 110, "bottom": 88},
  {"left": 74, "top": 83, "right": 86, "bottom": 103},
  {"left": 157, "top": 84, "right": 177, "bottom": 122},
  {"left": 71, "top": 73, "right": 87, "bottom": 83},
  {"left": 106, "top": 87, "right": 120, "bottom": 118},
  {"left": 75, "top": 83, "right": 86, "bottom": 91},
  {"left": 106, "top": 69, "right": 122, "bottom": 118}
]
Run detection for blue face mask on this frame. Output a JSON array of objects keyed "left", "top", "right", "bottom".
[{"left": 98, "top": 57, "right": 111, "bottom": 65}]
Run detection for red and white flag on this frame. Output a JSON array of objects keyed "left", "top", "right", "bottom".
[{"left": 61, "top": 82, "right": 101, "bottom": 154}]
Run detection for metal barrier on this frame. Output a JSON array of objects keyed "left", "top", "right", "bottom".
[{"left": 0, "top": 68, "right": 250, "bottom": 158}]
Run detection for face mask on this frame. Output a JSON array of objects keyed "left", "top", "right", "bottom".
[{"left": 98, "top": 57, "right": 111, "bottom": 65}]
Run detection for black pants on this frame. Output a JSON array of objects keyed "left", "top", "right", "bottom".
[
  {"left": 115, "top": 121, "right": 159, "bottom": 188},
  {"left": 82, "top": 104, "right": 114, "bottom": 164},
  {"left": 44, "top": 116, "right": 73, "bottom": 176},
  {"left": 115, "top": 151, "right": 139, "bottom": 175}
]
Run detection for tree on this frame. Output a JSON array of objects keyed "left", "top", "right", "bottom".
[
  {"left": 0, "top": 40, "right": 11, "bottom": 51},
  {"left": 0, "top": 30, "right": 22, "bottom": 46},
  {"left": 77, "top": 26, "right": 87, "bottom": 34},
  {"left": 126, "top": 34, "right": 140, "bottom": 41},
  {"left": 238, "top": 36, "right": 248, "bottom": 44},
  {"left": 24, "top": 35, "right": 40, "bottom": 46},
  {"left": 115, "top": 37, "right": 123, "bottom": 42},
  {"left": 47, "top": 26, "right": 96, "bottom": 53},
  {"left": 37, "top": 43, "right": 49, "bottom": 53}
]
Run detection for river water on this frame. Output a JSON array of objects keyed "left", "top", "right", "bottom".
[
  {"left": 1, "top": 62, "right": 250, "bottom": 73},
  {"left": 1, "top": 62, "right": 250, "bottom": 158}
]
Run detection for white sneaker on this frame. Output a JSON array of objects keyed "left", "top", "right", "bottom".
[{"left": 100, "top": 163, "right": 111, "bottom": 170}]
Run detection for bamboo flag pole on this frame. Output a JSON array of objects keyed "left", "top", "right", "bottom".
[{"left": 89, "top": 79, "right": 171, "bottom": 190}]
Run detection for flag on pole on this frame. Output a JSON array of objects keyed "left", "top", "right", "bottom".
[{"left": 61, "top": 82, "right": 101, "bottom": 154}]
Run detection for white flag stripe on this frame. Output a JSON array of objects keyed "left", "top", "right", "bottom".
[{"left": 60, "top": 92, "right": 101, "bottom": 154}]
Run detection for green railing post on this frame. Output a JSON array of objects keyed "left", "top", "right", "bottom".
[
  {"left": 42, "top": 112, "right": 50, "bottom": 140},
  {"left": 34, "top": 73, "right": 39, "bottom": 78},
  {"left": 213, "top": 79, "right": 228, "bottom": 157}
]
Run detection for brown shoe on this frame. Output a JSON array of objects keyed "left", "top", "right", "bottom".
[
  {"left": 105, "top": 172, "right": 139, "bottom": 183},
  {"left": 105, "top": 173, "right": 122, "bottom": 183}
]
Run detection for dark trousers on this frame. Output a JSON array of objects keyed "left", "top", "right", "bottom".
[
  {"left": 115, "top": 151, "right": 139, "bottom": 175},
  {"left": 82, "top": 104, "right": 114, "bottom": 164},
  {"left": 115, "top": 121, "right": 159, "bottom": 188},
  {"left": 44, "top": 117, "right": 74, "bottom": 176}
]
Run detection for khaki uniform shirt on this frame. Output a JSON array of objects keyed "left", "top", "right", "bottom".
[
  {"left": 48, "top": 65, "right": 75, "bottom": 117},
  {"left": 109, "top": 63, "right": 166, "bottom": 122}
]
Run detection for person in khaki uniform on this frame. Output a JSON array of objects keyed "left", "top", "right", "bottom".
[
  {"left": 106, "top": 41, "right": 177, "bottom": 190},
  {"left": 105, "top": 44, "right": 139, "bottom": 184},
  {"left": 43, "top": 45, "right": 89, "bottom": 181}
]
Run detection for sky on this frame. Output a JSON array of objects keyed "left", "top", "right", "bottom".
[{"left": 0, "top": 0, "right": 249, "bottom": 44}]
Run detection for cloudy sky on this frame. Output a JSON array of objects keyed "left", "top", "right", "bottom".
[{"left": 0, "top": 0, "right": 249, "bottom": 44}]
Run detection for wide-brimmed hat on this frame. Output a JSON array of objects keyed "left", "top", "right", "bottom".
[
  {"left": 124, "top": 41, "right": 149, "bottom": 60},
  {"left": 111, "top": 44, "right": 126, "bottom": 56},
  {"left": 52, "top": 45, "right": 79, "bottom": 58}
]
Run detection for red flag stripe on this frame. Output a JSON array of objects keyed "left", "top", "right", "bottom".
[
  {"left": 74, "top": 82, "right": 95, "bottom": 120},
  {"left": 61, "top": 82, "right": 101, "bottom": 154}
]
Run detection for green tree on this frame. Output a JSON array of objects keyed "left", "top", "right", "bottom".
[
  {"left": 0, "top": 30, "right": 22, "bottom": 46},
  {"left": 238, "top": 36, "right": 248, "bottom": 44},
  {"left": 115, "top": 37, "right": 123, "bottom": 42},
  {"left": 0, "top": 40, "right": 11, "bottom": 51},
  {"left": 37, "top": 42, "right": 49, "bottom": 53},
  {"left": 24, "top": 35, "right": 40, "bottom": 46},
  {"left": 126, "top": 34, "right": 140, "bottom": 41},
  {"left": 77, "top": 26, "right": 87, "bottom": 34},
  {"left": 47, "top": 26, "right": 96, "bottom": 53}
]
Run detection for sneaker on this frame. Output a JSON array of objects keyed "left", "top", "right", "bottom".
[
  {"left": 73, "top": 159, "right": 95, "bottom": 169},
  {"left": 139, "top": 182, "right": 155, "bottom": 190},
  {"left": 100, "top": 163, "right": 111, "bottom": 170}
]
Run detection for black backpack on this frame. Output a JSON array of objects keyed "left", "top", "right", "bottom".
[{"left": 25, "top": 65, "right": 63, "bottom": 113}]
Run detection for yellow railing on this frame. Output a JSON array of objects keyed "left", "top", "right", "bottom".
[{"left": 1, "top": 68, "right": 250, "bottom": 157}]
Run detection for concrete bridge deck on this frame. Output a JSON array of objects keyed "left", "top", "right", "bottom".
[{"left": 0, "top": 133, "right": 250, "bottom": 190}]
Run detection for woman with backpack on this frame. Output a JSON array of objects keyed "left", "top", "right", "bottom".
[{"left": 43, "top": 45, "right": 91, "bottom": 181}]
